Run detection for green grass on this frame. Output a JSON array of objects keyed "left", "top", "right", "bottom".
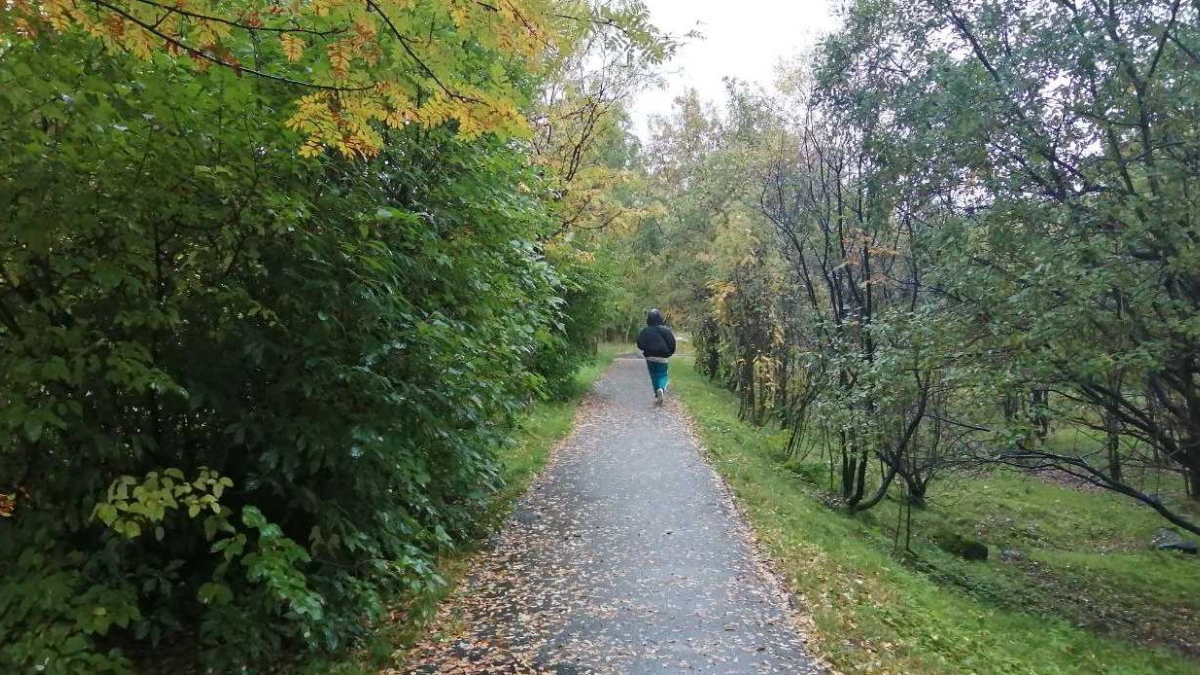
[
  {"left": 305, "top": 345, "right": 619, "bottom": 675},
  {"left": 1042, "top": 424, "right": 1193, "bottom": 501},
  {"left": 670, "top": 356, "right": 1199, "bottom": 675}
]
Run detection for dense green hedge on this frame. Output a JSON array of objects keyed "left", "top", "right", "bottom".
[{"left": 0, "top": 37, "right": 607, "bottom": 672}]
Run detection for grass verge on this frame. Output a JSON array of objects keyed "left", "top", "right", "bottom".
[
  {"left": 306, "top": 345, "right": 618, "bottom": 675},
  {"left": 670, "top": 355, "right": 1198, "bottom": 675}
]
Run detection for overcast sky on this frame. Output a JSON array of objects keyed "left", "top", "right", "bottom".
[{"left": 628, "top": 0, "right": 841, "bottom": 139}]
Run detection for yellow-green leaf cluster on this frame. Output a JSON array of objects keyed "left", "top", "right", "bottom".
[{"left": 4, "top": 0, "right": 555, "bottom": 156}]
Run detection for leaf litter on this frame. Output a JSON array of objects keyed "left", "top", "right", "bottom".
[{"left": 395, "top": 358, "right": 825, "bottom": 674}]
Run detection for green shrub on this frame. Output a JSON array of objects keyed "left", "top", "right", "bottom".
[
  {"left": 0, "top": 36, "right": 569, "bottom": 672},
  {"left": 532, "top": 246, "right": 618, "bottom": 401}
]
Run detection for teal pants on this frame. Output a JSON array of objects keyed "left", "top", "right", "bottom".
[{"left": 647, "top": 361, "right": 669, "bottom": 393}]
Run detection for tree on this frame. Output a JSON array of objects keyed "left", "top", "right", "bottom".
[
  {"left": 1, "top": 0, "right": 671, "bottom": 669},
  {"left": 7, "top": 0, "right": 553, "bottom": 155},
  {"left": 0, "top": 29, "right": 570, "bottom": 671},
  {"left": 816, "top": 0, "right": 1200, "bottom": 530},
  {"left": 620, "top": 0, "right": 1200, "bottom": 536},
  {"left": 532, "top": 1, "right": 680, "bottom": 239},
  {"left": 3, "top": 0, "right": 667, "bottom": 157}
]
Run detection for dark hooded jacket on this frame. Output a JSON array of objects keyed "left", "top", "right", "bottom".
[{"left": 636, "top": 309, "right": 676, "bottom": 359}]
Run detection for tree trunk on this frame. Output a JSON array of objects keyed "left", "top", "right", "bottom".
[
  {"left": 1031, "top": 389, "right": 1049, "bottom": 439},
  {"left": 906, "top": 479, "right": 927, "bottom": 508},
  {"left": 1106, "top": 409, "right": 1123, "bottom": 484},
  {"left": 845, "top": 449, "right": 869, "bottom": 508},
  {"left": 1003, "top": 393, "right": 1019, "bottom": 422},
  {"left": 841, "top": 443, "right": 855, "bottom": 500},
  {"left": 1186, "top": 451, "right": 1200, "bottom": 503},
  {"left": 738, "top": 358, "right": 755, "bottom": 422},
  {"left": 851, "top": 460, "right": 895, "bottom": 512}
]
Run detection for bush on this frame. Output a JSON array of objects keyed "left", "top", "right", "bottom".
[
  {"left": 0, "top": 37, "right": 563, "bottom": 671},
  {"left": 531, "top": 245, "right": 618, "bottom": 401}
]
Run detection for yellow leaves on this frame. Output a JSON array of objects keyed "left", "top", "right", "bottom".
[
  {"left": 280, "top": 33, "right": 305, "bottom": 62},
  {"left": 335, "top": 93, "right": 384, "bottom": 155},
  {"left": 11, "top": 0, "right": 559, "bottom": 158},
  {"left": 384, "top": 105, "right": 413, "bottom": 129},
  {"left": 191, "top": 15, "right": 231, "bottom": 47},
  {"left": 449, "top": 1, "right": 473, "bottom": 29},
  {"left": 103, "top": 14, "right": 125, "bottom": 39},
  {"left": 288, "top": 88, "right": 405, "bottom": 158},
  {"left": 287, "top": 92, "right": 339, "bottom": 156},
  {"left": 326, "top": 39, "right": 352, "bottom": 80},
  {"left": 298, "top": 138, "right": 325, "bottom": 159},
  {"left": 543, "top": 238, "right": 593, "bottom": 262},
  {"left": 351, "top": 17, "right": 377, "bottom": 46},
  {"left": 11, "top": 17, "right": 38, "bottom": 38},
  {"left": 43, "top": 0, "right": 84, "bottom": 32},
  {"left": 376, "top": 83, "right": 415, "bottom": 128},
  {"left": 710, "top": 280, "right": 738, "bottom": 314},
  {"left": 311, "top": 0, "right": 345, "bottom": 18}
]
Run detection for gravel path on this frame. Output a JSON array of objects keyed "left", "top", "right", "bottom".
[{"left": 402, "top": 355, "right": 821, "bottom": 674}]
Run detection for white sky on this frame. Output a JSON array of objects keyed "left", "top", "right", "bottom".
[{"left": 629, "top": 0, "right": 841, "bottom": 139}]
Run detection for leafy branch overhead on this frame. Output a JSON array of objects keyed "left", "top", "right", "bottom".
[
  {"left": 6, "top": 0, "right": 677, "bottom": 158},
  {"left": 531, "top": 4, "right": 684, "bottom": 239},
  {"left": 6, "top": 0, "right": 554, "bottom": 156}
]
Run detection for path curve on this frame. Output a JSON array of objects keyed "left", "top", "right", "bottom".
[{"left": 402, "top": 355, "right": 821, "bottom": 674}]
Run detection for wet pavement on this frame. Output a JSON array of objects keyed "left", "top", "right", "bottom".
[{"left": 400, "top": 355, "right": 821, "bottom": 674}]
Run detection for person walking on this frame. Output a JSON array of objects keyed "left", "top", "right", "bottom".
[{"left": 636, "top": 308, "right": 676, "bottom": 404}]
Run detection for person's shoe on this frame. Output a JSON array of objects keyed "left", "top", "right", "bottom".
[{"left": 655, "top": 388, "right": 664, "bottom": 404}]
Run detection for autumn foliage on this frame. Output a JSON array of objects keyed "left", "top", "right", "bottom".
[
  {"left": 0, "top": 0, "right": 660, "bottom": 671},
  {"left": 4, "top": 0, "right": 552, "bottom": 156}
]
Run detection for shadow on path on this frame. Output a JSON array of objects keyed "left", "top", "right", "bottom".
[{"left": 401, "top": 356, "right": 821, "bottom": 674}]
